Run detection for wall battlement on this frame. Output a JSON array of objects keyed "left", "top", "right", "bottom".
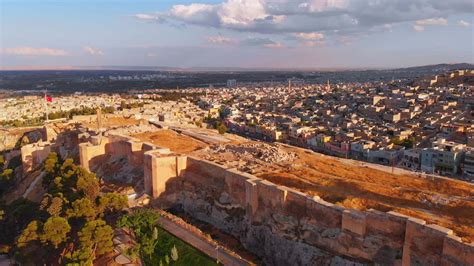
[{"left": 75, "top": 135, "right": 474, "bottom": 265}]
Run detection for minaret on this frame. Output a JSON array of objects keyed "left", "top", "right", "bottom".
[
  {"left": 288, "top": 79, "right": 292, "bottom": 90},
  {"left": 326, "top": 80, "right": 330, "bottom": 91}
]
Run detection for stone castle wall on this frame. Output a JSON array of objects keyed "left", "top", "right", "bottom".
[
  {"left": 75, "top": 135, "right": 474, "bottom": 265},
  {"left": 20, "top": 142, "right": 52, "bottom": 172},
  {"left": 166, "top": 157, "right": 474, "bottom": 265}
]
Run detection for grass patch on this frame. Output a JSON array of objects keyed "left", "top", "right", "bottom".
[{"left": 151, "top": 226, "right": 219, "bottom": 266}]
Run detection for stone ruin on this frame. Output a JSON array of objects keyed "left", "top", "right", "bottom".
[
  {"left": 212, "top": 142, "right": 297, "bottom": 164},
  {"left": 22, "top": 129, "right": 474, "bottom": 265},
  {"left": 78, "top": 134, "right": 474, "bottom": 265}
]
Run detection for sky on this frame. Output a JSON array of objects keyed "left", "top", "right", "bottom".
[{"left": 0, "top": 0, "right": 473, "bottom": 69}]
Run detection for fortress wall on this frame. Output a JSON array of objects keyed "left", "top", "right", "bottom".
[
  {"left": 78, "top": 138, "right": 108, "bottom": 171},
  {"left": 342, "top": 210, "right": 367, "bottom": 237},
  {"left": 224, "top": 168, "right": 254, "bottom": 205},
  {"left": 79, "top": 134, "right": 151, "bottom": 171},
  {"left": 244, "top": 178, "right": 259, "bottom": 217},
  {"left": 306, "top": 196, "right": 344, "bottom": 229},
  {"left": 402, "top": 218, "right": 452, "bottom": 265},
  {"left": 75, "top": 135, "right": 474, "bottom": 265},
  {"left": 174, "top": 157, "right": 474, "bottom": 265},
  {"left": 442, "top": 235, "right": 474, "bottom": 266},
  {"left": 125, "top": 140, "right": 144, "bottom": 167},
  {"left": 284, "top": 188, "right": 310, "bottom": 218},
  {"left": 256, "top": 180, "right": 287, "bottom": 210},
  {"left": 185, "top": 157, "right": 227, "bottom": 189},
  {"left": 105, "top": 139, "right": 131, "bottom": 157},
  {"left": 150, "top": 154, "right": 177, "bottom": 198},
  {"left": 143, "top": 151, "right": 153, "bottom": 195},
  {"left": 366, "top": 210, "right": 408, "bottom": 244},
  {"left": 142, "top": 142, "right": 159, "bottom": 152},
  {"left": 21, "top": 142, "right": 52, "bottom": 172}
]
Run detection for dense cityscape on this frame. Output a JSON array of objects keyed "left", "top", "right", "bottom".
[{"left": 2, "top": 69, "right": 473, "bottom": 181}]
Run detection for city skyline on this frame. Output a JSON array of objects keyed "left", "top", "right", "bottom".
[{"left": 1, "top": 0, "right": 473, "bottom": 69}]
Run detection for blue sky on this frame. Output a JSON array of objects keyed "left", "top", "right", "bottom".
[{"left": 1, "top": 0, "right": 473, "bottom": 69}]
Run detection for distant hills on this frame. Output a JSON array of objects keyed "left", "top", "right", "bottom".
[
  {"left": 0, "top": 63, "right": 472, "bottom": 92},
  {"left": 392, "top": 63, "right": 474, "bottom": 72},
  {"left": 1, "top": 63, "right": 473, "bottom": 73}
]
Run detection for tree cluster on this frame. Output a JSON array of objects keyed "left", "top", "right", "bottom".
[
  {"left": 0, "top": 155, "right": 20, "bottom": 197},
  {"left": 8, "top": 153, "right": 128, "bottom": 265},
  {"left": 0, "top": 106, "right": 114, "bottom": 127},
  {"left": 117, "top": 209, "right": 179, "bottom": 266}
]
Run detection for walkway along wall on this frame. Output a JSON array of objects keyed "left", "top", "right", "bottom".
[{"left": 77, "top": 136, "right": 474, "bottom": 266}]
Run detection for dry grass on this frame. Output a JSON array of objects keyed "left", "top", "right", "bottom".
[
  {"left": 256, "top": 146, "right": 474, "bottom": 242},
  {"left": 129, "top": 130, "right": 474, "bottom": 242},
  {"left": 133, "top": 130, "right": 208, "bottom": 154},
  {"left": 82, "top": 116, "right": 141, "bottom": 129}
]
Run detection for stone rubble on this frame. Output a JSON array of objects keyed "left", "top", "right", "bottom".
[{"left": 212, "top": 142, "right": 297, "bottom": 164}]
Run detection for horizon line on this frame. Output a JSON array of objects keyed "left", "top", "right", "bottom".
[{"left": 0, "top": 62, "right": 472, "bottom": 72}]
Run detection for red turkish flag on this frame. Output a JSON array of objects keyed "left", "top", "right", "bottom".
[{"left": 45, "top": 95, "right": 53, "bottom": 102}]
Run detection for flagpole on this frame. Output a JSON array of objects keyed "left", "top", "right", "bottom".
[{"left": 44, "top": 89, "right": 49, "bottom": 122}]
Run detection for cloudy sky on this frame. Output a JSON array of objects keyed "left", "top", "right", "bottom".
[{"left": 1, "top": 0, "right": 473, "bottom": 69}]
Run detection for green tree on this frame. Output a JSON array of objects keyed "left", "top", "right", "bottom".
[
  {"left": 76, "top": 168, "right": 100, "bottom": 201},
  {"left": 78, "top": 219, "right": 114, "bottom": 256},
  {"left": 97, "top": 192, "right": 128, "bottom": 215},
  {"left": 0, "top": 155, "right": 5, "bottom": 169},
  {"left": 44, "top": 152, "right": 60, "bottom": 174},
  {"left": 40, "top": 217, "right": 71, "bottom": 248},
  {"left": 217, "top": 122, "right": 227, "bottom": 135},
  {"left": 46, "top": 197, "right": 64, "bottom": 217},
  {"left": 170, "top": 245, "right": 179, "bottom": 261},
  {"left": 117, "top": 209, "right": 161, "bottom": 259},
  {"left": 67, "top": 198, "right": 96, "bottom": 221},
  {"left": 0, "top": 168, "right": 15, "bottom": 196},
  {"left": 17, "top": 220, "right": 40, "bottom": 248},
  {"left": 66, "top": 219, "right": 114, "bottom": 264}
]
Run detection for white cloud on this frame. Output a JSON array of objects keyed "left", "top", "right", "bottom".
[
  {"left": 337, "top": 36, "right": 352, "bottom": 45},
  {"left": 218, "top": 0, "right": 268, "bottom": 26},
  {"left": 2, "top": 47, "right": 69, "bottom": 56},
  {"left": 413, "top": 25, "right": 425, "bottom": 32},
  {"left": 415, "top": 18, "right": 448, "bottom": 26},
  {"left": 303, "top": 40, "right": 325, "bottom": 47},
  {"left": 83, "top": 46, "right": 104, "bottom": 56},
  {"left": 458, "top": 20, "right": 470, "bottom": 27},
  {"left": 295, "top": 32, "right": 324, "bottom": 40},
  {"left": 299, "top": 0, "right": 349, "bottom": 12},
  {"left": 236, "top": 37, "right": 285, "bottom": 48},
  {"left": 134, "top": 14, "right": 157, "bottom": 21},
  {"left": 134, "top": 0, "right": 471, "bottom": 38},
  {"left": 264, "top": 41, "right": 284, "bottom": 49},
  {"left": 207, "top": 35, "right": 235, "bottom": 45},
  {"left": 147, "top": 53, "right": 158, "bottom": 57}
]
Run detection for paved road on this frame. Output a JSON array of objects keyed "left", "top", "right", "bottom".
[{"left": 158, "top": 216, "right": 250, "bottom": 266}]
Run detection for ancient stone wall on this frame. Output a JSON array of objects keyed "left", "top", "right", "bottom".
[
  {"left": 21, "top": 142, "right": 52, "bottom": 173},
  {"left": 75, "top": 135, "right": 474, "bottom": 265},
  {"left": 161, "top": 157, "right": 474, "bottom": 266},
  {"left": 78, "top": 136, "right": 109, "bottom": 171}
]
